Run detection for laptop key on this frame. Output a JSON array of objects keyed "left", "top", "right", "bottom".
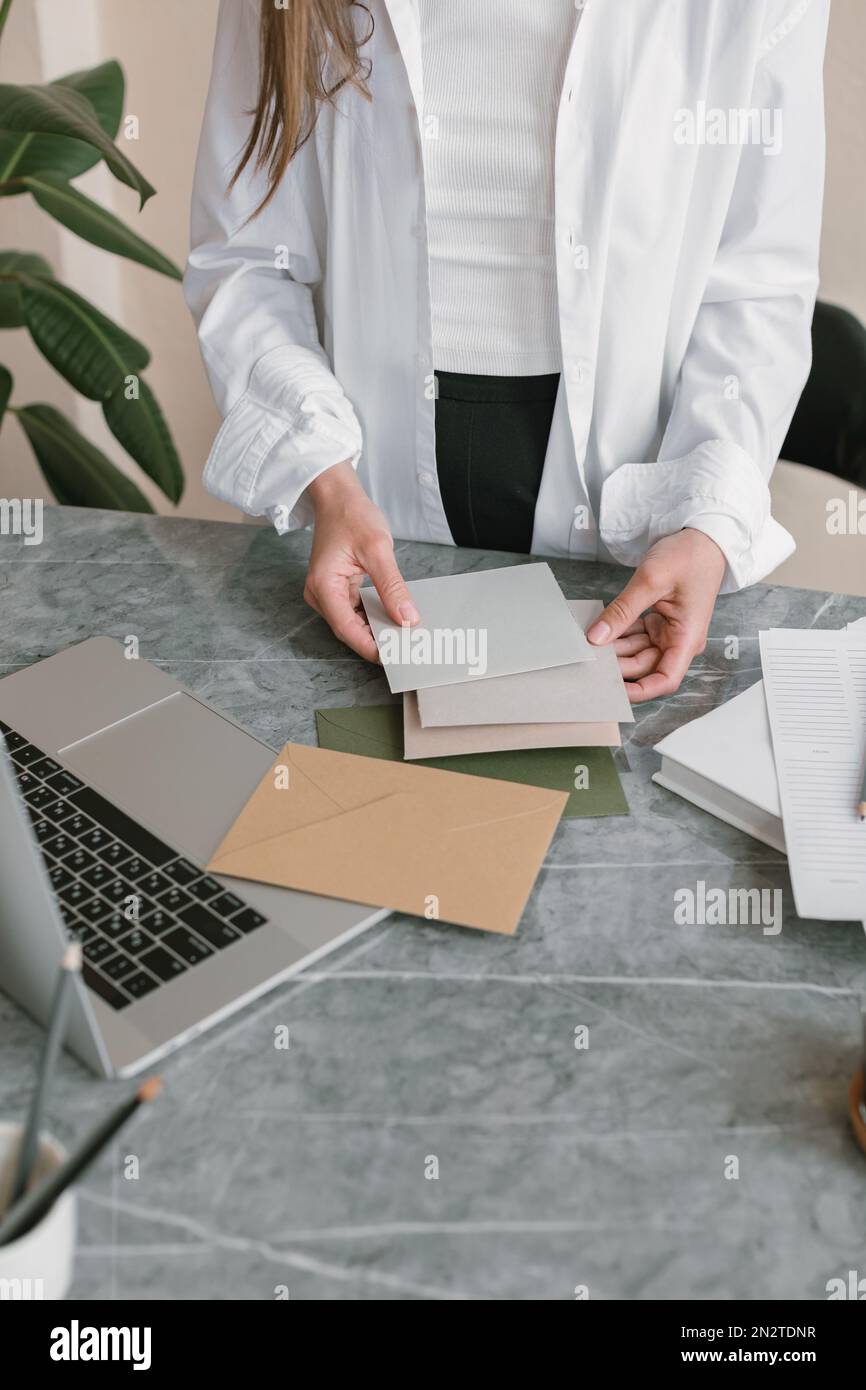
[
  {"left": 11, "top": 743, "right": 45, "bottom": 767},
  {"left": 78, "top": 826, "right": 111, "bottom": 853},
  {"left": 161, "top": 927, "right": 213, "bottom": 966},
  {"left": 81, "top": 962, "right": 130, "bottom": 1010},
  {"left": 101, "top": 954, "right": 137, "bottom": 982},
  {"left": 137, "top": 870, "right": 171, "bottom": 898},
  {"left": 187, "top": 875, "right": 222, "bottom": 903},
  {"left": 80, "top": 861, "right": 114, "bottom": 890},
  {"left": 62, "top": 812, "right": 94, "bottom": 839},
  {"left": 232, "top": 907, "right": 268, "bottom": 935},
  {"left": 210, "top": 891, "right": 246, "bottom": 918},
  {"left": 40, "top": 796, "right": 76, "bottom": 824},
  {"left": 70, "top": 922, "right": 97, "bottom": 945},
  {"left": 122, "top": 970, "right": 159, "bottom": 1001},
  {"left": 3, "top": 730, "right": 27, "bottom": 751},
  {"left": 164, "top": 857, "right": 200, "bottom": 886},
  {"left": 29, "top": 816, "right": 55, "bottom": 844},
  {"left": 15, "top": 771, "right": 38, "bottom": 796},
  {"left": 98, "top": 840, "right": 133, "bottom": 869},
  {"left": 29, "top": 757, "right": 64, "bottom": 780},
  {"left": 61, "top": 847, "right": 96, "bottom": 875},
  {"left": 141, "top": 908, "right": 177, "bottom": 937},
  {"left": 101, "top": 877, "right": 135, "bottom": 905},
  {"left": 100, "top": 911, "right": 135, "bottom": 942},
  {"left": 42, "top": 831, "right": 75, "bottom": 859},
  {"left": 68, "top": 786, "right": 176, "bottom": 867},
  {"left": 117, "top": 927, "right": 153, "bottom": 957},
  {"left": 83, "top": 935, "right": 115, "bottom": 965},
  {"left": 157, "top": 885, "right": 192, "bottom": 913},
  {"left": 121, "top": 856, "right": 152, "bottom": 882},
  {"left": 44, "top": 770, "right": 83, "bottom": 797},
  {"left": 24, "top": 785, "right": 56, "bottom": 812},
  {"left": 48, "top": 863, "right": 74, "bottom": 892},
  {"left": 58, "top": 880, "right": 93, "bottom": 909},
  {"left": 140, "top": 945, "right": 186, "bottom": 982},
  {"left": 178, "top": 902, "right": 241, "bottom": 950},
  {"left": 78, "top": 897, "right": 114, "bottom": 926}
]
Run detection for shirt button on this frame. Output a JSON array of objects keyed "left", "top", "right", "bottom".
[{"left": 417, "top": 471, "right": 435, "bottom": 488}]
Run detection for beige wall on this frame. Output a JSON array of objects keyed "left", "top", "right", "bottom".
[{"left": 1, "top": 0, "right": 864, "bottom": 519}]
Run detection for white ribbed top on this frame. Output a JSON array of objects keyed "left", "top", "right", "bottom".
[{"left": 418, "top": 0, "right": 576, "bottom": 376}]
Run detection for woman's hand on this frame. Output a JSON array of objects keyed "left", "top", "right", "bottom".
[
  {"left": 586, "top": 529, "right": 727, "bottom": 703},
  {"left": 303, "top": 461, "right": 419, "bottom": 661}
]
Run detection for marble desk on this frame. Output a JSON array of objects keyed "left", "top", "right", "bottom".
[{"left": 1, "top": 507, "right": 865, "bottom": 1301}]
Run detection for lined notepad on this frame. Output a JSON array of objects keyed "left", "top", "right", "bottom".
[{"left": 760, "top": 629, "right": 866, "bottom": 921}]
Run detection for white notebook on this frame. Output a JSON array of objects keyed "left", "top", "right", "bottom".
[
  {"left": 652, "top": 617, "right": 866, "bottom": 859},
  {"left": 653, "top": 681, "right": 786, "bottom": 853}
]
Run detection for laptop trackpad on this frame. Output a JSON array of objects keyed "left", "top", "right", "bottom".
[{"left": 60, "top": 693, "right": 274, "bottom": 864}]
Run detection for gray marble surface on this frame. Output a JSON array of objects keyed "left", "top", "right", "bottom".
[{"left": 1, "top": 506, "right": 865, "bottom": 1301}]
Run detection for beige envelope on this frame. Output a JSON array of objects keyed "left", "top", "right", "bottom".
[
  {"left": 403, "top": 691, "right": 620, "bottom": 757},
  {"left": 208, "top": 742, "right": 567, "bottom": 935}
]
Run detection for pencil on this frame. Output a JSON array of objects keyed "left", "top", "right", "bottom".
[
  {"left": 859, "top": 754, "right": 866, "bottom": 820},
  {"left": 0, "top": 1077, "right": 161, "bottom": 1246},
  {"left": 9, "top": 941, "right": 82, "bottom": 1206}
]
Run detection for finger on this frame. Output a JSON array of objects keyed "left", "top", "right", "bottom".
[
  {"left": 625, "top": 640, "right": 694, "bottom": 704},
  {"left": 618, "top": 646, "right": 661, "bottom": 680},
  {"left": 614, "top": 631, "right": 655, "bottom": 657},
  {"left": 587, "top": 570, "right": 659, "bottom": 646},
  {"left": 311, "top": 578, "right": 381, "bottom": 662},
  {"left": 361, "top": 534, "right": 420, "bottom": 627}
]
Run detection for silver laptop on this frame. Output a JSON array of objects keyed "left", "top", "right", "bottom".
[{"left": 0, "top": 638, "right": 387, "bottom": 1077}]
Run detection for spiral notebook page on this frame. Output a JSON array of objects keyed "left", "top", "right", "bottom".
[{"left": 760, "top": 629, "right": 866, "bottom": 922}]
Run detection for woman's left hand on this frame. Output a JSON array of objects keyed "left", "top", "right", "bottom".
[{"left": 586, "top": 529, "right": 727, "bottom": 703}]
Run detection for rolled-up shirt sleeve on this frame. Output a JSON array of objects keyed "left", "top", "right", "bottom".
[
  {"left": 599, "top": 0, "right": 829, "bottom": 593},
  {"left": 183, "top": 0, "right": 362, "bottom": 530}
]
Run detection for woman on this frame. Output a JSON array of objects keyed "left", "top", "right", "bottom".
[{"left": 185, "top": 0, "right": 828, "bottom": 701}]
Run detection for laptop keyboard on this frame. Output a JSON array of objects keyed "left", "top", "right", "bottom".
[{"left": 1, "top": 720, "right": 268, "bottom": 1012}]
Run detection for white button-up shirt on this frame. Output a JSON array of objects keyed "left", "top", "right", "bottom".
[{"left": 185, "top": 0, "right": 829, "bottom": 593}]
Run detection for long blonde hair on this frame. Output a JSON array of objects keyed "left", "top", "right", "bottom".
[{"left": 232, "top": 0, "right": 373, "bottom": 216}]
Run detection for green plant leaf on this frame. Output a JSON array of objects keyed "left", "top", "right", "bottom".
[
  {"left": 0, "top": 364, "right": 11, "bottom": 425},
  {"left": 19, "top": 274, "right": 149, "bottom": 399},
  {"left": 20, "top": 173, "right": 182, "bottom": 279},
  {"left": 103, "top": 377, "right": 184, "bottom": 503},
  {"left": 0, "top": 61, "right": 123, "bottom": 188},
  {"left": 0, "top": 80, "right": 153, "bottom": 207},
  {"left": 16, "top": 403, "right": 153, "bottom": 511},
  {"left": 0, "top": 250, "right": 52, "bottom": 327}
]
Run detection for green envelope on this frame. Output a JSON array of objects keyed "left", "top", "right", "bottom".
[{"left": 314, "top": 704, "right": 629, "bottom": 820}]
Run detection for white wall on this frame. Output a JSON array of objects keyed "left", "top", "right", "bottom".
[{"left": 1, "top": 0, "right": 864, "bottom": 519}]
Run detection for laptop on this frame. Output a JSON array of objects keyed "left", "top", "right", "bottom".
[{"left": 0, "top": 638, "right": 388, "bottom": 1077}]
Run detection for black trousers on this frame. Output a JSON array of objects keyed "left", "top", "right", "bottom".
[{"left": 435, "top": 371, "right": 560, "bottom": 554}]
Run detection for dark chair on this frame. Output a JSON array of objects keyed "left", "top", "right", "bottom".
[{"left": 782, "top": 300, "right": 866, "bottom": 488}]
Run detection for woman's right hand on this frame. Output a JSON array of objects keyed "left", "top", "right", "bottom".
[{"left": 303, "top": 461, "right": 420, "bottom": 661}]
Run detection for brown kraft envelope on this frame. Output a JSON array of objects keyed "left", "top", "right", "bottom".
[{"left": 207, "top": 742, "right": 567, "bottom": 935}]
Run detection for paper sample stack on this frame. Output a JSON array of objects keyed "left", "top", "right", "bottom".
[{"left": 360, "top": 563, "right": 634, "bottom": 762}]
